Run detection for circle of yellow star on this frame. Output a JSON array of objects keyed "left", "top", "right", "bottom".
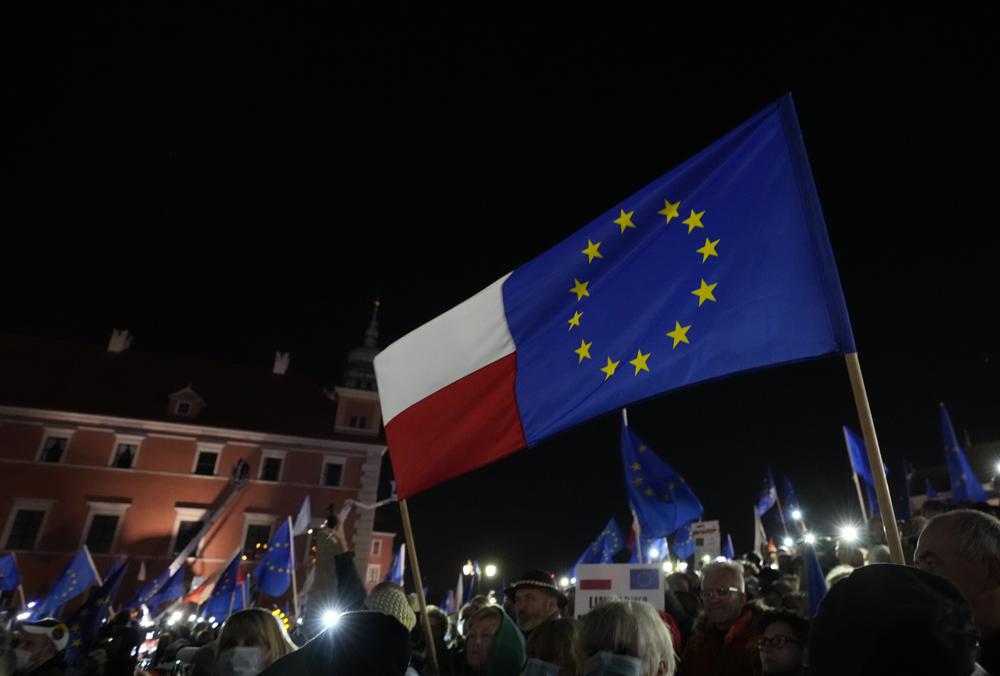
[
  {"left": 574, "top": 339, "right": 593, "bottom": 363},
  {"left": 568, "top": 311, "right": 583, "bottom": 331},
  {"left": 634, "top": 476, "right": 644, "bottom": 486},
  {"left": 581, "top": 239, "right": 603, "bottom": 263},
  {"left": 697, "top": 237, "right": 720, "bottom": 262},
  {"left": 569, "top": 279, "right": 590, "bottom": 302},
  {"left": 683, "top": 209, "right": 705, "bottom": 233},
  {"left": 629, "top": 349, "right": 651, "bottom": 375},
  {"left": 600, "top": 356, "right": 620, "bottom": 380},
  {"left": 658, "top": 199, "right": 680, "bottom": 223},
  {"left": 631, "top": 462, "right": 641, "bottom": 471},
  {"left": 691, "top": 279, "right": 718, "bottom": 306},
  {"left": 614, "top": 209, "right": 636, "bottom": 234},
  {"left": 666, "top": 321, "right": 691, "bottom": 348},
  {"left": 644, "top": 487, "right": 655, "bottom": 497}
]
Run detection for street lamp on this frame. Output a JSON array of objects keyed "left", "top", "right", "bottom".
[{"left": 484, "top": 564, "right": 497, "bottom": 578}]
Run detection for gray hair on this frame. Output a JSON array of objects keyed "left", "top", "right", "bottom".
[
  {"left": 701, "top": 560, "right": 746, "bottom": 592},
  {"left": 578, "top": 600, "right": 675, "bottom": 676},
  {"left": 934, "top": 509, "right": 1000, "bottom": 562}
]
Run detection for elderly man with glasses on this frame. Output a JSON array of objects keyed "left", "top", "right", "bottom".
[{"left": 678, "top": 560, "right": 761, "bottom": 676}]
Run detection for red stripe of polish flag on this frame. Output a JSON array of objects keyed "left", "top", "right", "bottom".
[{"left": 579, "top": 579, "right": 613, "bottom": 590}]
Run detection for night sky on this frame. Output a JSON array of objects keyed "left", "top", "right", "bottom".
[{"left": 6, "top": 6, "right": 998, "bottom": 599}]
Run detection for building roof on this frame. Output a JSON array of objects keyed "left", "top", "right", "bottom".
[{"left": 0, "top": 332, "right": 357, "bottom": 439}]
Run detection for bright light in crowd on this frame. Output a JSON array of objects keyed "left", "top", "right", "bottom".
[
  {"left": 559, "top": 576, "right": 570, "bottom": 588},
  {"left": 166, "top": 617, "right": 177, "bottom": 626},
  {"left": 170, "top": 611, "right": 183, "bottom": 623},
  {"left": 677, "top": 562, "right": 689, "bottom": 573},
  {"left": 662, "top": 560, "right": 674, "bottom": 573},
  {"left": 322, "top": 610, "right": 341, "bottom": 628},
  {"left": 700, "top": 554, "right": 711, "bottom": 564},
  {"left": 16, "top": 612, "right": 30, "bottom": 621},
  {"left": 839, "top": 525, "right": 859, "bottom": 542},
  {"left": 26, "top": 601, "right": 37, "bottom": 609},
  {"left": 782, "top": 537, "right": 794, "bottom": 548},
  {"left": 208, "top": 617, "right": 216, "bottom": 624},
  {"left": 570, "top": 577, "right": 577, "bottom": 585},
  {"left": 211, "top": 622, "right": 219, "bottom": 629},
  {"left": 484, "top": 564, "right": 497, "bottom": 577},
  {"left": 188, "top": 614, "right": 197, "bottom": 623},
  {"left": 648, "top": 547, "right": 660, "bottom": 560},
  {"left": 462, "top": 562, "right": 474, "bottom": 576},
  {"left": 791, "top": 509, "right": 803, "bottom": 521},
  {"left": 715, "top": 556, "right": 728, "bottom": 562},
  {"left": 804, "top": 533, "right": 817, "bottom": 545},
  {"left": 297, "top": 618, "right": 303, "bottom": 625}
]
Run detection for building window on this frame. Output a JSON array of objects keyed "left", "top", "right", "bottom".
[
  {"left": 112, "top": 443, "right": 137, "bottom": 469},
  {"left": 173, "top": 520, "right": 204, "bottom": 555},
  {"left": 244, "top": 524, "right": 272, "bottom": 558},
  {"left": 176, "top": 401, "right": 192, "bottom": 416},
  {"left": 371, "top": 539, "right": 382, "bottom": 557},
  {"left": 39, "top": 436, "right": 68, "bottom": 463},
  {"left": 322, "top": 460, "right": 344, "bottom": 487},
  {"left": 366, "top": 564, "right": 382, "bottom": 585},
  {"left": 194, "top": 451, "right": 219, "bottom": 476},
  {"left": 260, "top": 457, "right": 282, "bottom": 482},
  {"left": 85, "top": 514, "right": 120, "bottom": 554},
  {"left": 349, "top": 415, "right": 368, "bottom": 429},
  {"left": 5, "top": 510, "right": 45, "bottom": 550}
]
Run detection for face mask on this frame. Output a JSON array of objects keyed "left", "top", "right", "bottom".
[
  {"left": 523, "top": 657, "right": 560, "bottom": 676},
  {"left": 14, "top": 648, "right": 38, "bottom": 672},
  {"left": 216, "top": 646, "right": 265, "bottom": 676},
  {"left": 582, "top": 651, "right": 645, "bottom": 676}
]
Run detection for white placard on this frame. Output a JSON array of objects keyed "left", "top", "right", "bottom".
[
  {"left": 574, "top": 563, "right": 664, "bottom": 617},
  {"left": 691, "top": 520, "right": 721, "bottom": 563}
]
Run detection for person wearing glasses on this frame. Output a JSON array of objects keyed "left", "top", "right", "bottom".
[
  {"left": 677, "top": 560, "right": 760, "bottom": 676},
  {"left": 754, "top": 610, "right": 808, "bottom": 676}
]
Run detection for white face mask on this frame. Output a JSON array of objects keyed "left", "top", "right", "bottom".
[{"left": 216, "top": 646, "right": 265, "bottom": 676}]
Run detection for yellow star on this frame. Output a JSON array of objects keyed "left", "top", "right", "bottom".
[
  {"left": 600, "top": 356, "right": 620, "bottom": 380},
  {"left": 72, "top": 639, "right": 81, "bottom": 647},
  {"left": 658, "top": 199, "right": 680, "bottom": 223},
  {"left": 574, "top": 339, "right": 593, "bottom": 363},
  {"left": 683, "top": 209, "right": 705, "bottom": 233},
  {"left": 644, "top": 487, "right": 655, "bottom": 497},
  {"left": 614, "top": 209, "right": 636, "bottom": 234},
  {"left": 569, "top": 279, "right": 590, "bottom": 302},
  {"left": 581, "top": 239, "right": 603, "bottom": 263},
  {"left": 634, "top": 476, "right": 644, "bottom": 486},
  {"left": 629, "top": 349, "right": 651, "bottom": 375},
  {"left": 691, "top": 279, "right": 718, "bottom": 306},
  {"left": 631, "top": 462, "right": 641, "bottom": 471},
  {"left": 696, "top": 237, "right": 720, "bottom": 262},
  {"left": 638, "top": 444, "right": 647, "bottom": 453},
  {"left": 668, "top": 482, "right": 676, "bottom": 490},
  {"left": 666, "top": 321, "right": 691, "bottom": 348},
  {"left": 568, "top": 311, "right": 583, "bottom": 331}
]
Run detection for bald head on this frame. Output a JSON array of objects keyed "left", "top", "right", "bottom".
[{"left": 915, "top": 510, "right": 1000, "bottom": 634}]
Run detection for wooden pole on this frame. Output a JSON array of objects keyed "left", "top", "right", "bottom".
[
  {"left": 400, "top": 499, "right": 440, "bottom": 676},
  {"left": 844, "top": 353, "right": 905, "bottom": 564},
  {"left": 286, "top": 517, "right": 300, "bottom": 620},
  {"left": 772, "top": 488, "right": 790, "bottom": 538},
  {"left": 843, "top": 427, "right": 871, "bottom": 520}
]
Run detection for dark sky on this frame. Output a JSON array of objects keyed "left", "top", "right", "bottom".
[{"left": 6, "top": 5, "right": 998, "bottom": 598}]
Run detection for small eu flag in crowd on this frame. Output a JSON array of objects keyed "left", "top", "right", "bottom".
[
  {"left": 31, "top": 548, "right": 100, "bottom": 620},
  {"left": 940, "top": 403, "right": 988, "bottom": 503},
  {"left": 254, "top": 520, "right": 294, "bottom": 598},
  {"left": 65, "top": 559, "right": 128, "bottom": 663},
  {"left": 0, "top": 553, "right": 20, "bottom": 592},
  {"left": 755, "top": 471, "right": 778, "bottom": 518},
  {"left": 575, "top": 518, "right": 625, "bottom": 568}
]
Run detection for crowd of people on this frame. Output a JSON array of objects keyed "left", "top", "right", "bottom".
[{"left": 1, "top": 500, "right": 997, "bottom": 675}]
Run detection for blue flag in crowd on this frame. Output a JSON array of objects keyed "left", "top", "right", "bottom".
[
  {"left": 128, "top": 564, "right": 171, "bottom": 609},
  {"left": 722, "top": 534, "right": 735, "bottom": 560},
  {"left": 65, "top": 560, "right": 128, "bottom": 664},
  {"left": 631, "top": 536, "right": 669, "bottom": 564},
  {"left": 147, "top": 565, "right": 185, "bottom": 613},
  {"left": 804, "top": 544, "right": 828, "bottom": 618},
  {"left": 755, "top": 471, "right": 778, "bottom": 517},
  {"left": 782, "top": 476, "right": 800, "bottom": 515},
  {"left": 894, "top": 460, "right": 914, "bottom": 521},
  {"left": 31, "top": 548, "right": 100, "bottom": 620},
  {"left": 940, "top": 403, "right": 988, "bottom": 503},
  {"left": 843, "top": 426, "right": 888, "bottom": 516},
  {"left": 441, "top": 589, "right": 455, "bottom": 614},
  {"left": 925, "top": 479, "right": 938, "bottom": 500},
  {"left": 577, "top": 518, "right": 625, "bottom": 566},
  {"left": 622, "top": 422, "right": 703, "bottom": 538},
  {"left": 202, "top": 553, "right": 242, "bottom": 621},
  {"left": 0, "top": 553, "right": 20, "bottom": 592},
  {"left": 671, "top": 524, "right": 696, "bottom": 560},
  {"left": 254, "top": 520, "right": 293, "bottom": 598},
  {"left": 385, "top": 543, "right": 406, "bottom": 585}
]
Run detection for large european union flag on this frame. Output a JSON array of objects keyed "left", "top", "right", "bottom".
[
  {"left": 65, "top": 559, "right": 128, "bottom": 664},
  {"left": 940, "top": 403, "right": 988, "bottom": 503},
  {"left": 31, "top": 548, "right": 100, "bottom": 620},
  {"left": 0, "top": 553, "right": 20, "bottom": 592},
  {"left": 622, "top": 422, "right": 703, "bottom": 538},
  {"left": 127, "top": 564, "right": 171, "bottom": 609},
  {"left": 253, "top": 520, "right": 294, "bottom": 598},
  {"left": 503, "top": 94, "right": 856, "bottom": 447},
  {"left": 575, "top": 518, "right": 625, "bottom": 568}
]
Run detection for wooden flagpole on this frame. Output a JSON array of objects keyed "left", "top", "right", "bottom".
[
  {"left": 400, "top": 499, "right": 440, "bottom": 675},
  {"left": 772, "top": 488, "right": 790, "bottom": 538},
  {"left": 844, "top": 353, "right": 905, "bottom": 564},
  {"left": 286, "top": 517, "right": 300, "bottom": 620}
]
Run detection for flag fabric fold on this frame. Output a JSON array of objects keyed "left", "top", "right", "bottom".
[
  {"left": 0, "top": 553, "right": 20, "bottom": 592},
  {"left": 147, "top": 565, "right": 185, "bottom": 613},
  {"left": 384, "top": 543, "right": 406, "bottom": 585},
  {"left": 843, "top": 426, "right": 888, "bottom": 516},
  {"left": 292, "top": 495, "right": 312, "bottom": 536},
  {"left": 30, "top": 548, "right": 100, "bottom": 620},
  {"left": 375, "top": 93, "right": 856, "bottom": 498},
  {"left": 128, "top": 564, "right": 171, "bottom": 610},
  {"left": 622, "top": 423, "right": 703, "bottom": 538},
  {"left": 722, "top": 534, "right": 735, "bottom": 560},
  {"left": 65, "top": 559, "right": 128, "bottom": 663},
  {"left": 202, "top": 553, "right": 242, "bottom": 621},
  {"left": 755, "top": 472, "right": 778, "bottom": 517},
  {"left": 804, "top": 544, "right": 828, "bottom": 618},
  {"left": 925, "top": 479, "right": 938, "bottom": 500},
  {"left": 671, "top": 524, "right": 695, "bottom": 560},
  {"left": 574, "top": 519, "right": 625, "bottom": 572},
  {"left": 254, "top": 520, "right": 294, "bottom": 598},
  {"left": 940, "top": 403, "right": 988, "bottom": 503}
]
